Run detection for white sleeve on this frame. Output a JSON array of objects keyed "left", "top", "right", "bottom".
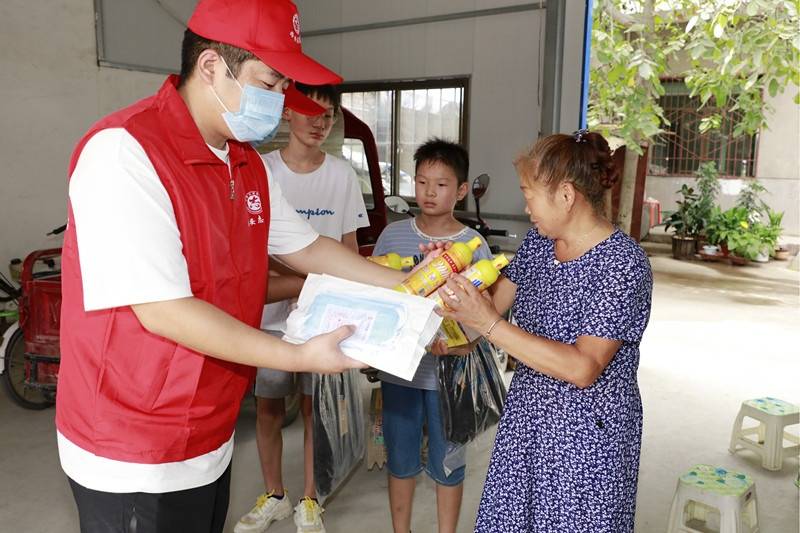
[
  {"left": 262, "top": 158, "right": 319, "bottom": 255},
  {"left": 341, "top": 163, "right": 370, "bottom": 235},
  {"left": 68, "top": 129, "right": 192, "bottom": 311}
]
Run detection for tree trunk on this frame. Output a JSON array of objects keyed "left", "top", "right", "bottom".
[{"left": 617, "top": 147, "right": 639, "bottom": 235}]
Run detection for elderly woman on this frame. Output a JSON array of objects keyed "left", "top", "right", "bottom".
[{"left": 438, "top": 131, "right": 653, "bottom": 532}]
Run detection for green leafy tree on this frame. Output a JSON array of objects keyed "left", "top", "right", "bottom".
[{"left": 588, "top": 0, "right": 799, "bottom": 232}]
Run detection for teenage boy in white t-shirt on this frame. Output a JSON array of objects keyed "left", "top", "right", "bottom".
[{"left": 236, "top": 83, "right": 368, "bottom": 533}]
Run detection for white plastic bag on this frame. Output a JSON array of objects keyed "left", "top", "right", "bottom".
[{"left": 284, "top": 274, "right": 443, "bottom": 381}]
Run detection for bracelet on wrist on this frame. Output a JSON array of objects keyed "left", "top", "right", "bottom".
[{"left": 485, "top": 317, "right": 503, "bottom": 338}]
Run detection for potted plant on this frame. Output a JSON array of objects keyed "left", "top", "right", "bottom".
[
  {"left": 665, "top": 185, "right": 704, "bottom": 260},
  {"left": 775, "top": 246, "right": 791, "bottom": 261},
  {"left": 736, "top": 179, "right": 770, "bottom": 220},
  {"left": 763, "top": 209, "right": 785, "bottom": 258},
  {"left": 693, "top": 162, "right": 721, "bottom": 250},
  {"left": 731, "top": 181, "right": 784, "bottom": 263},
  {"left": 705, "top": 206, "right": 762, "bottom": 265}
]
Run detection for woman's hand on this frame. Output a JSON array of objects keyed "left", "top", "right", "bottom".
[{"left": 436, "top": 274, "right": 502, "bottom": 335}]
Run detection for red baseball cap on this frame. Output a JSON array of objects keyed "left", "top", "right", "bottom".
[{"left": 188, "top": 0, "right": 342, "bottom": 115}]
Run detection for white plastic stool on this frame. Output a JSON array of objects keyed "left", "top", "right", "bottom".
[
  {"left": 729, "top": 397, "right": 800, "bottom": 471},
  {"left": 666, "top": 465, "right": 759, "bottom": 533}
]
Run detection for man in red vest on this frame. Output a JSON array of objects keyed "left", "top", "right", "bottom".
[{"left": 57, "top": 1, "right": 408, "bottom": 531}]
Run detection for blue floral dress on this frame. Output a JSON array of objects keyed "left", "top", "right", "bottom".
[{"left": 475, "top": 228, "right": 653, "bottom": 533}]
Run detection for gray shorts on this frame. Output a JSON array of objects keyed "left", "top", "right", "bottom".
[
  {"left": 254, "top": 329, "right": 313, "bottom": 398},
  {"left": 255, "top": 367, "right": 313, "bottom": 398}
]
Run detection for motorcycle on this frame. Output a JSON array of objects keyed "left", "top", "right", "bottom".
[{"left": 1, "top": 226, "right": 64, "bottom": 409}]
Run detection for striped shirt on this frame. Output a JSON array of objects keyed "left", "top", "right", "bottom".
[{"left": 374, "top": 218, "right": 492, "bottom": 390}]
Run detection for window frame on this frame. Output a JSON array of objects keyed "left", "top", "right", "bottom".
[
  {"left": 340, "top": 76, "right": 471, "bottom": 202},
  {"left": 650, "top": 77, "right": 761, "bottom": 179}
]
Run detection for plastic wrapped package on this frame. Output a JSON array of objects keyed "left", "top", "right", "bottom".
[
  {"left": 436, "top": 338, "right": 507, "bottom": 446},
  {"left": 312, "top": 369, "right": 365, "bottom": 503},
  {"left": 285, "top": 274, "right": 442, "bottom": 381}
]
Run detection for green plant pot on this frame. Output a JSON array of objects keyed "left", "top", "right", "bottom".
[{"left": 671, "top": 235, "right": 697, "bottom": 260}]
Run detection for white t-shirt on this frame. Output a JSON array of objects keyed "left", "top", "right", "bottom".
[
  {"left": 59, "top": 128, "right": 319, "bottom": 493},
  {"left": 260, "top": 150, "right": 370, "bottom": 332}
]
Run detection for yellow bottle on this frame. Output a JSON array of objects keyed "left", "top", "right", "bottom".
[
  {"left": 394, "top": 237, "right": 483, "bottom": 297},
  {"left": 428, "top": 254, "right": 509, "bottom": 310},
  {"left": 367, "top": 253, "right": 421, "bottom": 270}
]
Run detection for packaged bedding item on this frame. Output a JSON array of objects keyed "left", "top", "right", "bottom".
[{"left": 284, "top": 274, "right": 442, "bottom": 381}]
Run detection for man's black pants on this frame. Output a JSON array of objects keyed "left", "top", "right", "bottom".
[{"left": 68, "top": 464, "right": 231, "bottom": 533}]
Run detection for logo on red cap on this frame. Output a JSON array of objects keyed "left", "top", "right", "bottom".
[{"left": 290, "top": 13, "right": 301, "bottom": 44}]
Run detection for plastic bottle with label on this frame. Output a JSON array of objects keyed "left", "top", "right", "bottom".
[
  {"left": 367, "top": 253, "right": 422, "bottom": 270},
  {"left": 394, "top": 236, "right": 483, "bottom": 297},
  {"left": 428, "top": 254, "right": 510, "bottom": 310}
]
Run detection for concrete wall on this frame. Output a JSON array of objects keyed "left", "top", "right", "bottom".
[
  {"left": 298, "top": 0, "right": 588, "bottom": 247},
  {"left": 0, "top": 0, "right": 591, "bottom": 271},
  {"left": 0, "top": 0, "right": 163, "bottom": 271},
  {"left": 645, "top": 85, "right": 800, "bottom": 236}
]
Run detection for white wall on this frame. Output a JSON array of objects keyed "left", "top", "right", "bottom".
[
  {"left": 0, "top": 0, "right": 591, "bottom": 270},
  {"left": 0, "top": 0, "right": 163, "bottom": 271},
  {"left": 298, "top": 0, "right": 587, "bottom": 231},
  {"left": 645, "top": 86, "right": 800, "bottom": 236}
]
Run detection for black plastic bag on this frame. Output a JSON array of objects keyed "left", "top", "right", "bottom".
[
  {"left": 312, "top": 369, "right": 365, "bottom": 503},
  {"left": 437, "top": 338, "right": 507, "bottom": 445}
]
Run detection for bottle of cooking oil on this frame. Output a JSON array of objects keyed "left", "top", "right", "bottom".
[
  {"left": 428, "top": 254, "right": 509, "bottom": 310},
  {"left": 393, "top": 237, "right": 483, "bottom": 297},
  {"left": 367, "top": 253, "right": 422, "bottom": 270}
]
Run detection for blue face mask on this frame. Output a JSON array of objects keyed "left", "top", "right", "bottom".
[{"left": 211, "top": 58, "right": 284, "bottom": 144}]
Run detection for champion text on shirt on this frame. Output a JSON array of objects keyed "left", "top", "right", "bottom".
[{"left": 296, "top": 208, "right": 335, "bottom": 220}]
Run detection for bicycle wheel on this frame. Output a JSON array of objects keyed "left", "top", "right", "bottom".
[{"left": 2, "top": 328, "right": 53, "bottom": 409}]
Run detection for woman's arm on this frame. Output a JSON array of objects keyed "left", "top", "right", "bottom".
[
  {"left": 489, "top": 276, "right": 517, "bottom": 316},
  {"left": 483, "top": 321, "right": 620, "bottom": 388},
  {"left": 437, "top": 274, "right": 621, "bottom": 388}
]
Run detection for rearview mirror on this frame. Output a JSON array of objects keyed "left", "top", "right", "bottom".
[
  {"left": 472, "top": 173, "right": 490, "bottom": 200},
  {"left": 385, "top": 196, "right": 411, "bottom": 215}
]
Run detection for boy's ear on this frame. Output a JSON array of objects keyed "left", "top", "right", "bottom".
[
  {"left": 456, "top": 181, "right": 469, "bottom": 201},
  {"left": 281, "top": 107, "right": 291, "bottom": 121}
]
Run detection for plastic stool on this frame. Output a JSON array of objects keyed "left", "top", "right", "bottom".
[
  {"left": 729, "top": 397, "right": 800, "bottom": 471},
  {"left": 643, "top": 197, "right": 662, "bottom": 226},
  {"left": 666, "top": 465, "right": 759, "bottom": 533}
]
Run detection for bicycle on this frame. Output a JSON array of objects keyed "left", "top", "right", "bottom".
[{"left": 1, "top": 226, "right": 64, "bottom": 409}]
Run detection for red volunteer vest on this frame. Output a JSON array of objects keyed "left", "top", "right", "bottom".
[{"left": 56, "top": 75, "right": 270, "bottom": 463}]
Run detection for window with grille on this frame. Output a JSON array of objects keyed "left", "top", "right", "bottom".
[
  {"left": 649, "top": 80, "right": 759, "bottom": 178},
  {"left": 341, "top": 78, "right": 469, "bottom": 200}
]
